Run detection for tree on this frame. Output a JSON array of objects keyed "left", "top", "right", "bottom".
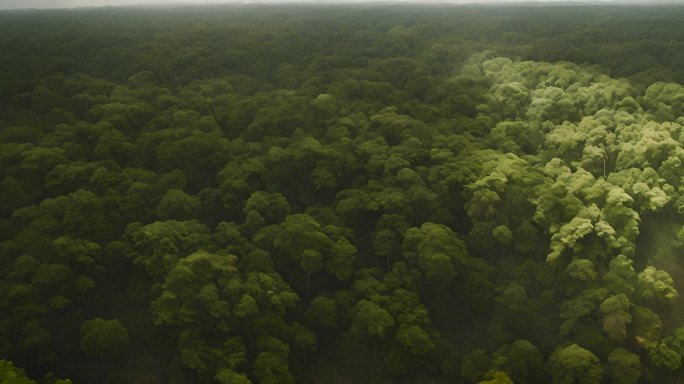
[
  {"left": 546, "top": 344, "right": 603, "bottom": 384},
  {"left": 637, "top": 266, "right": 678, "bottom": 304},
  {"left": 402, "top": 222, "right": 466, "bottom": 295},
  {"left": 603, "top": 255, "right": 636, "bottom": 296},
  {"left": 606, "top": 348, "right": 641, "bottom": 384},
  {"left": 243, "top": 191, "right": 290, "bottom": 227},
  {"left": 304, "top": 296, "right": 338, "bottom": 329},
  {"left": 478, "top": 370, "right": 514, "bottom": 384},
  {"left": 461, "top": 348, "right": 491, "bottom": 382},
  {"left": 565, "top": 259, "right": 597, "bottom": 285},
  {"left": 599, "top": 294, "right": 632, "bottom": 341},
  {"left": 395, "top": 324, "right": 435, "bottom": 355},
  {"left": 648, "top": 341, "right": 681, "bottom": 370},
  {"left": 373, "top": 214, "right": 411, "bottom": 271},
  {"left": 124, "top": 219, "right": 211, "bottom": 280},
  {"left": 511, "top": 340, "right": 544, "bottom": 382},
  {"left": 351, "top": 299, "right": 395, "bottom": 340},
  {"left": 252, "top": 335, "right": 295, "bottom": 384},
  {"left": 492, "top": 225, "right": 513, "bottom": 265},
  {"left": 80, "top": 318, "right": 130, "bottom": 357},
  {"left": 215, "top": 369, "right": 252, "bottom": 384},
  {"left": 493, "top": 339, "right": 543, "bottom": 384},
  {"left": 155, "top": 189, "right": 201, "bottom": 220},
  {"left": 155, "top": 131, "right": 232, "bottom": 188},
  {"left": 495, "top": 283, "right": 532, "bottom": 318},
  {"left": 0, "top": 360, "right": 36, "bottom": 384},
  {"left": 269, "top": 213, "right": 356, "bottom": 297},
  {"left": 631, "top": 306, "right": 663, "bottom": 348},
  {"left": 559, "top": 288, "right": 608, "bottom": 336},
  {"left": 151, "top": 251, "right": 300, "bottom": 380}
]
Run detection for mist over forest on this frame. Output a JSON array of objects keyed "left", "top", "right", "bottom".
[
  {"left": 3, "top": 4, "right": 684, "bottom": 383},
  {"left": 2, "top": 0, "right": 682, "bottom": 11}
]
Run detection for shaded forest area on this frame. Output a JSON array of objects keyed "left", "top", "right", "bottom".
[{"left": 3, "top": 3, "right": 684, "bottom": 383}]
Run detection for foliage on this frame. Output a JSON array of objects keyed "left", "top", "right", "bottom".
[
  {"left": 2, "top": 4, "right": 684, "bottom": 384},
  {"left": 80, "top": 318, "right": 130, "bottom": 357}
]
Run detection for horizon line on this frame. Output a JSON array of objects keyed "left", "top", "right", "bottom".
[{"left": 1, "top": 0, "right": 684, "bottom": 12}]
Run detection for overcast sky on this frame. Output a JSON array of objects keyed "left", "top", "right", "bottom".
[{"left": 0, "top": 0, "right": 676, "bottom": 10}]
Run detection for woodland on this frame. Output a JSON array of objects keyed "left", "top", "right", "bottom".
[{"left": 3, "top": 3, "right": 684, "bottom": 383}]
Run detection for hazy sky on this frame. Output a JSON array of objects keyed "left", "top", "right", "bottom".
[{"left": 0, "top": 0, "right": 673, "bottom": 10}]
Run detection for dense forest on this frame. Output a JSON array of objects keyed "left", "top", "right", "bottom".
[{"left": 4, "top": 3, "right": 684, "bottom": 383}]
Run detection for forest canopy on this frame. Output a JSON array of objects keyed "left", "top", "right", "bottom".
[{"left": 3, "top": 3, "right": 684, "bottom": 383}]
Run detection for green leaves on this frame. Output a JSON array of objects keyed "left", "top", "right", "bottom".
[
  {"left": 149, "top": 249, "right": 304, "bottom": 381},
  {"left": 352, "top": 299, "right": 395, "bottom": 338},
  {"left": 599, "top": 294, "right": 632, "bottom": 341},
  {"left": 270, "top": 214, "right": 356, "bottom": 281},
  {"left": 243, "top": 191, "right": 290, "bottom": 226},
  {"left": 565, "top": 259, "right": 596, "bottom": 282},
  {"left": 124, "top": 219, "right": 211, "bottom": 279},
  {"left": 637, "top": 266, "right": 678, "bottom": 303},
  {"left": 0, "top": 360, "right": 37, "bottom": 384},
  {"left": 395, "top": 324, "right": 434, "bottom": 355},
  {"left": 304, "top": 296, "right": 338, "bottom": 328},
  {"left": 235, "top": 294, "right": 258, "bottom": 318},
  {"left": 478, "top": 370, "right": 514, "bottom": 384},
  {"left": 547, "top": 216, "right": 594, "bottom": 265},
  {"left": 632, "top": 306, "right": 663, "bottom": 348},
  {"left": 6, "top": 8, "right": 684, "bottom": 384},
  {"left": 253, "top": 336, "right": 295, "bottom": 384},
  {"left": 606, "top": 348, "right": 641, "bottom": 384},
  {"left": 559, "top": 288, "right": 607, "bottom": 336},
  {"left": 215, "top": 369, "right": 252, "bottom": 384},
  {"left": 156, "top": 189, "right": 201, "bottom": 220},
  {"left": 492, "top": 225, "right": 513, "bottom": 245},
  {"left": 461, "top": 349, "right": 491, "bottom": 382},
  {"left": 403, "top": 222, "right": 466, "bottom": 289},
  {"left": 494, "top": 340, "right": 543, "bottom": 384},
  {"left": 80, "top": 318, "right": 129, "bottom": 357},
  {"left": 546, "top": 344, "right": 603, "bottom": 384},
  {"left": 648, "top": 341, "right": 681, "bottom": 370}
]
